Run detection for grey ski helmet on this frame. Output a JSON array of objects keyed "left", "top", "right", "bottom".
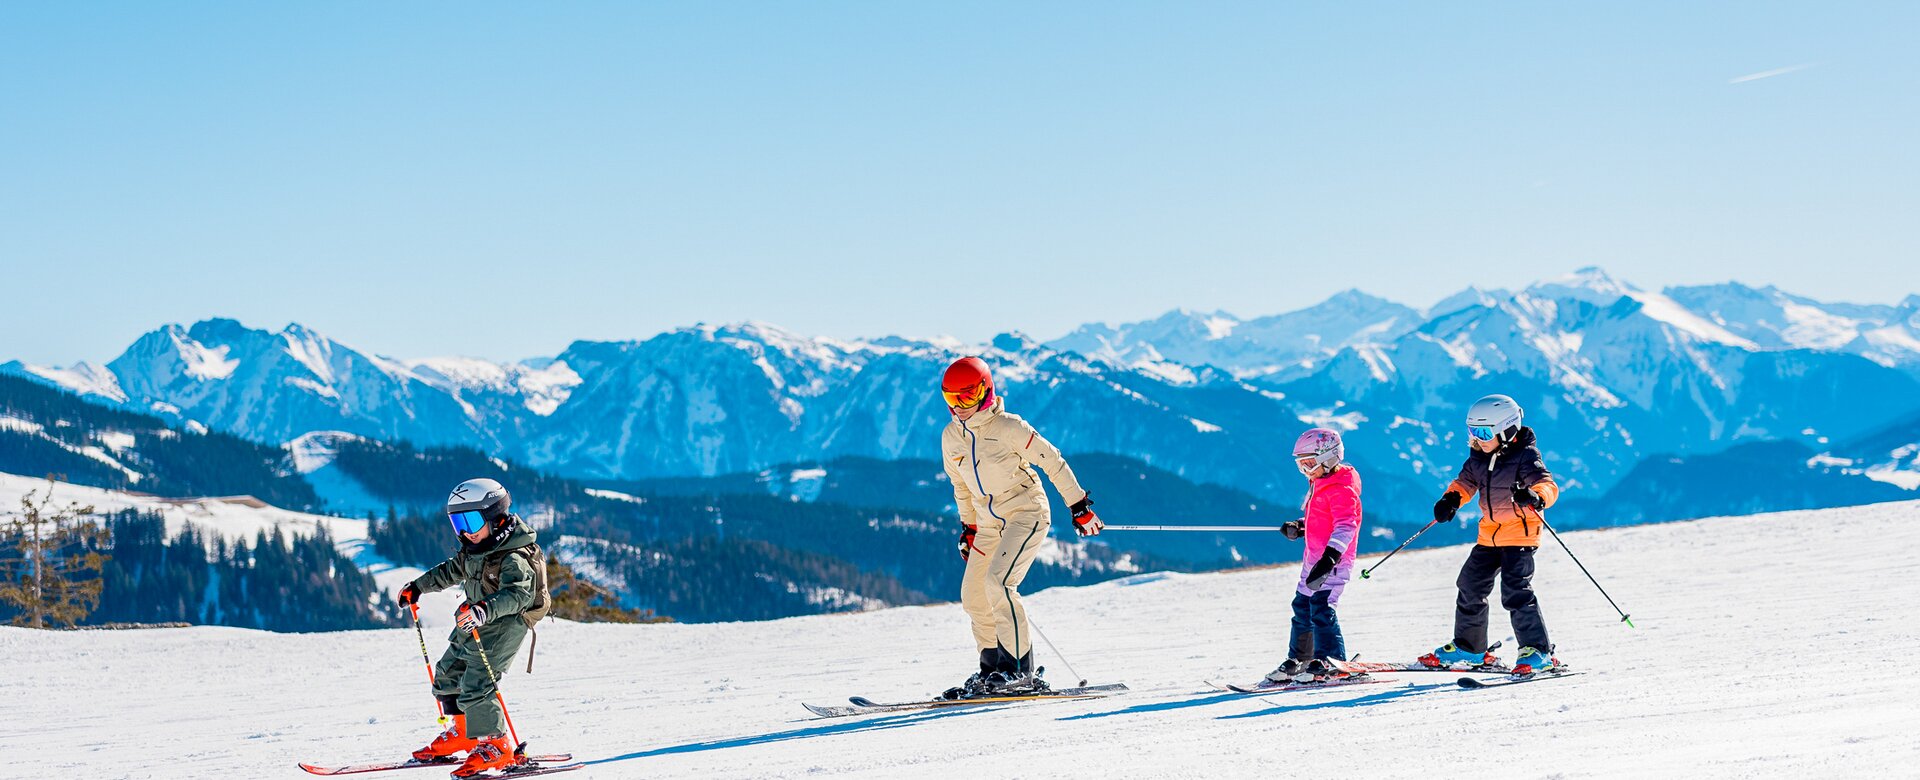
[
  {"left": 1465, "top": 394, "right": 1524, "bottom": 443},
  {"left": 446, "top": 478, "right": 511, "bottom": 535}
]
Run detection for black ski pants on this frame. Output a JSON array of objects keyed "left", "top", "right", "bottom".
[{"left": 1452, "top": 544, "right": 1550, "bottom": 653}]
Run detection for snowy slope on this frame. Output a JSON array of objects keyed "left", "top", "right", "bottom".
[{"left": 5, "top": 500, "right": 1916, "bottom": 779}]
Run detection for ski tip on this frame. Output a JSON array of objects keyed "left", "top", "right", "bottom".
[{"left": 1456, "top": 676, "right": 1490, "bottom": 689}]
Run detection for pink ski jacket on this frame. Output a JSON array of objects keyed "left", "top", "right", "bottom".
[{"left": 1300, "top": 465, "right": 1363, "bottom": 585}]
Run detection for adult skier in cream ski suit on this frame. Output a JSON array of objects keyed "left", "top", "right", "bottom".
[{"left": 938, "top": 356, "right": 1104, "bottom": 699}]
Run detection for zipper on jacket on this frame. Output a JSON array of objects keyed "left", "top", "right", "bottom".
[{"left": 963, "top": 420, "right": 1006, "bottom": 525}]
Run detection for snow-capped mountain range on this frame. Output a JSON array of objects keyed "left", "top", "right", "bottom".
[{"left": 8, "top": 268, "right": 1919, "bottom": 504}]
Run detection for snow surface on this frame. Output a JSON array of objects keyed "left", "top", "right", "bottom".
[{"left": 7, "top": 499, "right": 1917, "bottom": 778}]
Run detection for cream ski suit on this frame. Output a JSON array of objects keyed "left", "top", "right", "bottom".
[{"left": 942, "top": 396, "right": 1089, "bottom": 671}]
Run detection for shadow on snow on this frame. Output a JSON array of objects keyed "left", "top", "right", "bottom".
[
  {"left": 581, "top": 705, "right": 1002, "bottom": 766},
  {"left": 1056, "top": 690, "right": 1250, "bottom": 721},
  {"left": 1213, "top": 681, "right": 1454, "bottom": 720}
]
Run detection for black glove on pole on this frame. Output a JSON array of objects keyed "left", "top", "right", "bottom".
[{"left": 1433, "top": 491, "right": 1463, "bottom": 522}]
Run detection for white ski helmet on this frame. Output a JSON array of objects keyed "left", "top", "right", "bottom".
[
  {"left": 445, "top": 478, "right": 511, "bottom": 535},
  {"left": 1465, "top": 394, "right": 1524, "bottom": 443},
  {"left": 1292, "top": 427, "right": 1344, "bottom": 474}
]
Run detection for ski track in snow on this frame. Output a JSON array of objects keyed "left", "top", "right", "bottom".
[{"left": 4, "top": 502, "right": 1919, "bottom": 779}]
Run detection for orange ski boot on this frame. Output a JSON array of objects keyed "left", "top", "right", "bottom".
[
  {"left": 451, "top": 735, "right": 518, "bottom": 778},
  {"left": 412, "top": 714, "right": 478, "bottom": 762}
]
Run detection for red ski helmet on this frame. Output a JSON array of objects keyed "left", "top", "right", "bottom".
[{"left": 941, "top": 356, "right": 994, "bottom": 410}]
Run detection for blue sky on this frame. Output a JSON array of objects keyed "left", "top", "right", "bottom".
[{"left": 3, "top": 2, "right": 1915, "bottom": 364}]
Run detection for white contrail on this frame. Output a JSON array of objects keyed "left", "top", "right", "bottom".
[{"left": 1729, "top": 63, "right": 1816, "bottom": 84}]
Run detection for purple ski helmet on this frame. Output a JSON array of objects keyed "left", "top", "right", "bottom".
[{"left": 1292, "top": 428, "right": 1344, "bottom": 475}]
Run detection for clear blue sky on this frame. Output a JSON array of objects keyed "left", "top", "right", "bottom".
[{"left": 3, "top": 2, "right": 1915, "bottom": 364}]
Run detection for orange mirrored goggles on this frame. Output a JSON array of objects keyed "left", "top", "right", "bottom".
[{"left": 942, "top": 381, "right": 990, "bottom": 410}]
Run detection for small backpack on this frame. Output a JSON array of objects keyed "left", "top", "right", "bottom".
[{"left": 508, "top": 544, "right": 552, "bottom": 627}]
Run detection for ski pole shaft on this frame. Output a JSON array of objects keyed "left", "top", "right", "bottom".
[
  {"left": 1359, "top": 518, "right": 1440, "bottom": 579},
  {"left": 408, "top": 604, "right": 446, "bottom": 726},
  {"left": 1026, "top": 616, "right": 1087, "bottom": 688},
  {"left": 1103, "top": 525, "right": 1288, "bottom": 532},
  {"left": 468, "top": 624, "right": 522, "bottom": 747},
  {"left": 1538, "top": 516, "right": 1634, "bottom": 628}
]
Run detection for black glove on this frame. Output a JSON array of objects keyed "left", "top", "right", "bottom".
[
  {"left": 397, "top": 582, "right": 421, "bottom": 607},
  {"left": 1513, "top": 483, "right": 1542, "bottom": 509},
  {"left": 1434, "top": 491, "right": 1464, "bottom": 523},
  {"left": 1069, "top": 494, "right": 1103, "bottom": 537},
  {"left": 1280, "top": 520, "right": 1304, "bottom": 541},
  {"left": 958, "top": 524, "right": 978, "bottom": 561},
  {"left": 1303, "top": 546, "right": 1342, "bottom": 591}
]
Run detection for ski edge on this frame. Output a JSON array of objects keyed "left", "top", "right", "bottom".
[
  {"left": 1329, "top": 660, "right": 1513, "bottom": 675},
  {"left": 1457, "top": 669, "right": 1582, "bottom": 689},
  {"left": 298, "top": 754, "right": 572, "bottom": 776},
  {"left": 1214, "top": 676, "right": 1393, "bottom": 695},
  {"left": 804, "top": 683, "right": 1129, "bottom": 718}
]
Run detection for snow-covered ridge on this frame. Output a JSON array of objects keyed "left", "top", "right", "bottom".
[{"left": 5, "top": 269, "right": 1919, "bottom": 500}]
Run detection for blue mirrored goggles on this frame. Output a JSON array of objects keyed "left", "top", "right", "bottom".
[
  {"left": 448, "top": 510, "right": 489, "bottom": 534},
  {"left": 1467, "top": 424, "right": 1496, "bottom": 442}
]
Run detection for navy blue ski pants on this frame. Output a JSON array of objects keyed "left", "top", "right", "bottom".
[{"left": 1290, "top": 590, "right": 1346, "bottom": 661}]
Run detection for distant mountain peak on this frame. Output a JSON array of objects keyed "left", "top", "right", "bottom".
[
  {"left": 1529, "top": 266, "right": 1637, "bottom": 301},
  {"left": 1426, "top": 286, "right": 1510, "bottom": 319},
  {"left": 991, "top": 331, "right": 1038, "bottom": 353},
  {"left": 1320, "top": 288, "right": 1401, "bottom": 310}
]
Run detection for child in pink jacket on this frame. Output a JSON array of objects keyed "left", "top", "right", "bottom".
[{"left": 1267, "top": 427, "right": 1364, "bottom": 683}]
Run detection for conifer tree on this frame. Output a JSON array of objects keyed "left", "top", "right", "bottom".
[{"left": 0, "top": 478, "right": 109, "bottom": 628}]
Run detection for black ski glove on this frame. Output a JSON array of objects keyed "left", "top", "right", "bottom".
[
  {"left": 1512, "top": 483, "right": 1542, "bottom": 509},
  {"left": 1434, "top": 491, "right": 1464, "bottom": 523},
  {"left": 958, "top": 524, "right": 978, "bottom": 561},
  {"left": 1303, "top": 546, "right": 1342, "bottom": 591},
  {"left": 1280, "top": 520, "right": 1304, "bottom": 541},
  {"left": 397, "top": 582, "right": 421, "bottom": 607}
]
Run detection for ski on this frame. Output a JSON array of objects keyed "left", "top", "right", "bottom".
[
  {"left": 465, "top": 763, "right": 583, "bottom": 778},
  {"left": 1330, "top": 659, "right": 1513, "bottom": 675},
  {"left": 1457, "top": 669, "right": 1582, "bottom": 689},
  {"left": 803, "top": 683, "right": 1129, "bottom": 718},
  {"left": 1211, "top": 675, "right": 1393, "bottom": 695},
  {"left": 298, "top": 754, "right": 572, "bottom": 776}
]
